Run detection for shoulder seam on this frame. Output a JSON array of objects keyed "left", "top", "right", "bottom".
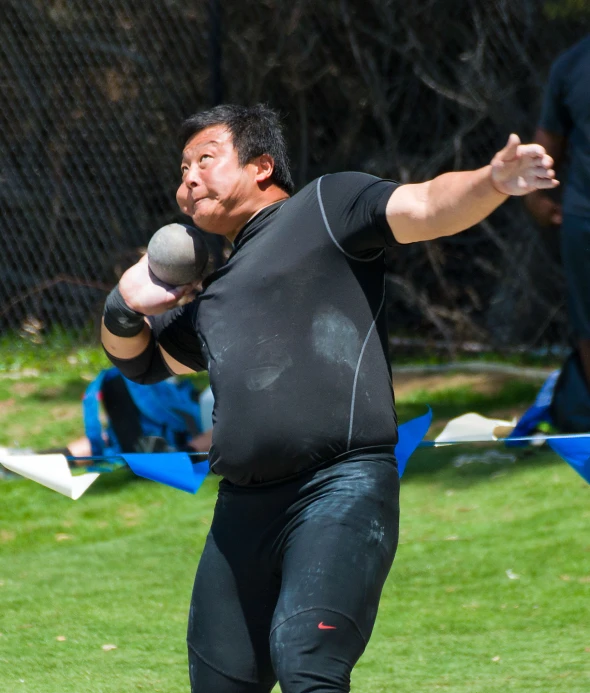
[{"left": 316, "top": 176, "right": 384, "bottom": 263}]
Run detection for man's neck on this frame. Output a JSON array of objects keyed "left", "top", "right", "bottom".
[
  {"left": 246, "top": 198, "right": 288, "bottom": 223},
  {"left": 226, "top": 190, "right": 290, "bottom": 243}
]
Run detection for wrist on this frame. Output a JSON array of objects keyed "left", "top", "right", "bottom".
[
  {"left": 487, "top": 165, "right": 511, "bottom": 198},
  {"left": 103, "top": 285, "right": 145, "bottom": 338}
]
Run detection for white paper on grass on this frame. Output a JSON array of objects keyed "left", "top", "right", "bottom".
[
  {"left": 434, "top": 413, "right": 515, "bottom": 445},
  {"left": 0, "top": 453, "right": 99, "bottom": 500}
]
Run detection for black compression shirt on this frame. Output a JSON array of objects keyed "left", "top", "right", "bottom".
[{"left": 153, "top": 172, "right": 400, "bottom": 484}]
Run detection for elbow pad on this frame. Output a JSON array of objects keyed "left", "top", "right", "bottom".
[
  {"left": 103, "top": 285, "right": 145, "bottom": 338},
  {"left": 103, "top": 337, "right": 172, "bottom": 385}
]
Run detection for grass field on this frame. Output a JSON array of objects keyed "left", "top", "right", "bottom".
[{"left": 0, "top": 358, "right": 589, "bottom": 692}]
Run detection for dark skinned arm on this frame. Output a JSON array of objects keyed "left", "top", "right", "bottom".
[{"left": 524, "top": 128, "right": 566, "bottom": 227}]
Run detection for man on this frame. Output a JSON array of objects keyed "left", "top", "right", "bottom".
[
  {"left": 102, "top": 104, "right": 557, "bottom": 692},
  {"left": 525, "top": 36, "right": 590, "bottom": 387}
]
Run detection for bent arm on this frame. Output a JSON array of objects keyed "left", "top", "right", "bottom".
[
  {"left": 101, "top": 318, "right": 151, "bottom": 359},
  {"left": 101, "top": 283, "right": 198, "bottom": 382},
  {"left": 101, "top": 319, "right": 197, "bottom": 381},
  {"left": 101, "top": 256, "right": 202, "bottom": 382}
]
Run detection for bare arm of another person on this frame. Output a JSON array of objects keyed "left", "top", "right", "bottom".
[
  {"left": 187, "top": 429, "right": 213, "bottom": 453},
  {"left": 523, "top": 128, "right": 566, "bottom": 227},
  {"left": 387, "top": 134, "right": 559, "bottom": 243}
]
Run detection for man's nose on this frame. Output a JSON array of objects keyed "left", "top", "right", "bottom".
[
  {"left": 184, "top": 165, "right": 200, "bottom": 187},
  {"left": 176, "top": 182, "right": 192, "bottom": 212}
]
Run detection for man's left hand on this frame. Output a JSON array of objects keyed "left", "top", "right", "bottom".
[{"left": 490, "top": 134, "right": 560, "bottom": 196}]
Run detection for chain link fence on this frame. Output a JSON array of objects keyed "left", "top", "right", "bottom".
[{"left": 1, "top": 0, "right": 589, "bottom": 352}]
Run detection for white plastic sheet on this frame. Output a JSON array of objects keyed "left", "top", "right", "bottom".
[
  {"left": 0, "top": 453, "right": 100, "bottom": 500},
  {"left": 435, "top": 413, "right": 515, "bottom": 444}
]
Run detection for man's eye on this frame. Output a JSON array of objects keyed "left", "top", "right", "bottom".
[{"left": 200, "top": 155, "right": 211, "bottom": 163}]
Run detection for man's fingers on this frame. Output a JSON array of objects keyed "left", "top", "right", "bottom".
[
  {"left": 500, "top": 133, "right": 521, "bottom": 159},
  {"left": 171, "top": 283, "right": 199, "bottom": 306},
  {"left": 506, "top": 133, "right": 521, "bottom": 148},
  {"left": 534, "top": 177, "right": 560, "bottom": 189},
  {"left": 516, "top": 143, "right": 547, "bottom": 160},
  {"left": 516, "top": 151, "right": 555, "bottom": 182},
  {"left": 176, "top": 292, "right": 197, "bottom": 307},
  {"left": 528, "top": 165, "right": 556, "bottom": 179},
  {"left": 523, "top": 167, "right": 557, "bottom": 184},
  {"left": 167, "top": 285, "right": 187, "bottom": 300},
  {"left": 525, "top": 176, "right": 560, "bottom": 190}
]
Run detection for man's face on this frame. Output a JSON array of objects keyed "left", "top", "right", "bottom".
[{"left": 176, "top": 125, "right": 256, "bottom": 238}]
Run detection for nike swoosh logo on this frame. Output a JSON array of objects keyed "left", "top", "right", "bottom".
[{"left": 318, "top": 622, "right": 337, "bottom": 630}]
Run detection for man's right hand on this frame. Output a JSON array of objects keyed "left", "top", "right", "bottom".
[
  {"left": 524, "top": 191, "right": 563, "bottom": 227},
  {"left": 119, "top": 255, "right": 198, "bottom": 315}
]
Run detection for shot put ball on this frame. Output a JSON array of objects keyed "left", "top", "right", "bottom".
[{"left": 147, "top": 223, "right": 209, "bottom": 285}]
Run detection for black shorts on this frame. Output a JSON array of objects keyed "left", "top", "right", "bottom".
[{"left": 187, "top": 450, "right": 400, "bottom": 692}]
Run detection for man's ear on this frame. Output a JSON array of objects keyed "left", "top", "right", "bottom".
[{"left": 253, "top": 154, "right": 275, "bottom": 183}]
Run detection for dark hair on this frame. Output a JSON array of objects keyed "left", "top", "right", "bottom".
[{"left": 180, "top": 104, "right": 294, "bottom": 195}]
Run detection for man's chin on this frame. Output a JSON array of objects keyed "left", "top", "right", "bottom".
[{"left": 192, "top": 214, "right": 229, "bottom": 237}]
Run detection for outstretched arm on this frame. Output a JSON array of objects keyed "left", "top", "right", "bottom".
[{"left": 387, "top": 134, "right": 559, "bottom": 244}]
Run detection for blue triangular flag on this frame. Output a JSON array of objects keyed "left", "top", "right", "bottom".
[
  {"left": 396, "top": 408, "right": 433, "bottom": 477},
  {"left": 546, "top": 437, "right": 590, "bottom": 484},
  {"left": 507, "top": 369, "right": 559, "bottom": 445},
  {"left": 120, "top": 453, "right": 209, "bottom": 493}
]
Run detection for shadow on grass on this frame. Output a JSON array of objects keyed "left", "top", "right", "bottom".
[
  {"left": 31, "top": 378, "right": 88, "bottom": 403},
  {"left": 21, "top": 374, "right": 209, "bottom": 405},
  {"left": 397, "top": 379, "right": 540, "bottom": 424},
  {"left": 83, "top": 467, "right": 153, "bottom": 495},
  {"left": 402, "top": 444, "right": 562, "bottom": 488}
]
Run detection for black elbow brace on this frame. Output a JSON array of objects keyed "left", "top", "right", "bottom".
[
  {"left": 103, "top": 338, "right": 172, "bottom": 385},
  {"left": 103, "top": 285, "right": 145, "bottom": 338}
]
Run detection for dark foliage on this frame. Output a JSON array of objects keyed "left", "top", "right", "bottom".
[{"left": 1, "top": 0, "right": 588, "bottom": 352}]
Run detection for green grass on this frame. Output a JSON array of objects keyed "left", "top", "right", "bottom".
[
  {"left": 0, "top": 328, "right": 564, "bottom": 376},
  {"left": 0, "top": 328, "right": 108, "bottom": 376},
  {"left": 397, "top": 379, "right": 541, "bottom": 428},
  {"left": 1, "top": 368, "right": 589, "bottom": 692},
  {"left": 0, "top": 331, "right": 211, "bottom": 390}
]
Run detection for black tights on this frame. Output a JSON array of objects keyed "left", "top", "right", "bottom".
[
  {"left": 189, "top": 609, "right": 365, "bottom": 693},
  {"left": 187, "top": 453, "right": 400, "bottom": 693}
]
